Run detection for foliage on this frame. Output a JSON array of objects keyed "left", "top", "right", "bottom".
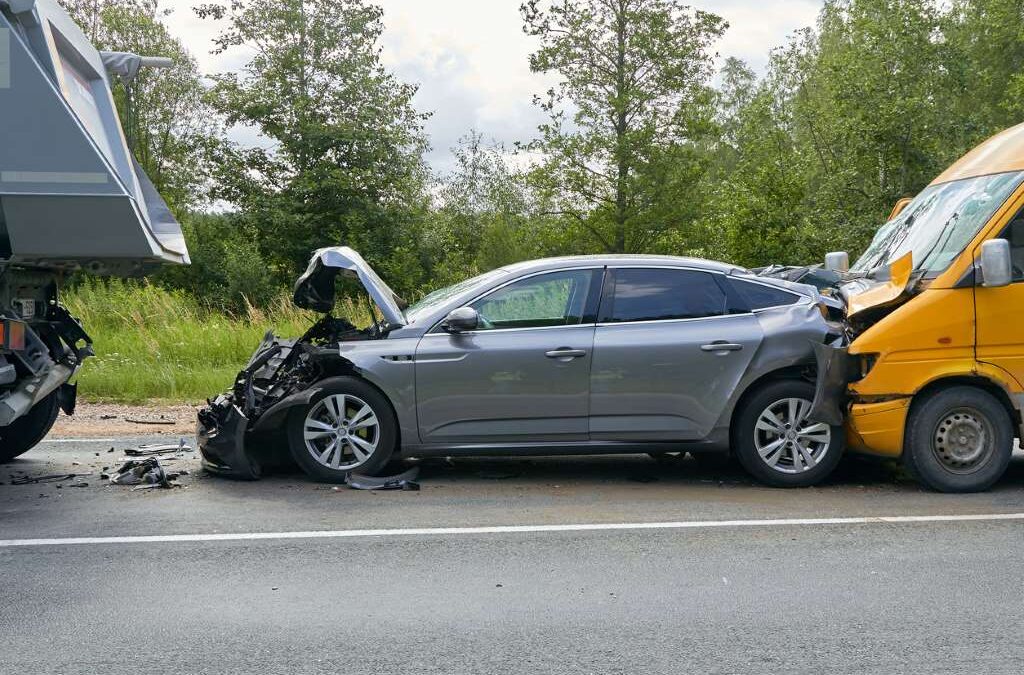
[
  {"left": 64, "top": 279, "right": 368, "bottom": 402},
  {"left": 521, "top": 0, "right": 726, "bottom": 253},
  {"left": 195, "top": 0, "right": 432, "bottom": 295}
]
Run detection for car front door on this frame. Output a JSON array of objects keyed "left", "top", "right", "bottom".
[
  {"left": 589, "top": 266, "right": 762, "bottom": 441},
  {"left": 415, "top": 268, "right": 601, "bottom": 444}
]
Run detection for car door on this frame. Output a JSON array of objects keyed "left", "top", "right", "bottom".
[
  {"left": 976, "top": 208, "right": 1024, "bottom": 383},
  {"left": 415, "top": 268, "right": 601, "bottom": 444},
  {"left": 589, "top": 266, "right": 763, "bottom": 441}
]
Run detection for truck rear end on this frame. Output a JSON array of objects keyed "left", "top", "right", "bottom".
[{"left": 0, "top": 0, "right": 188, "bottom": 459}]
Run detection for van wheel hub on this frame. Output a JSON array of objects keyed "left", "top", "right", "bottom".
[{"left": 934, "top": 408, "right": 991, "bottom": 472}]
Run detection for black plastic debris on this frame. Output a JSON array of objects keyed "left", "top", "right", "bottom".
[
  {"left": 109, "top": 458, "right": 186, "bottom": 490},
  {"left": 346, "top": 466, "right": 420, "bottom": 491}
]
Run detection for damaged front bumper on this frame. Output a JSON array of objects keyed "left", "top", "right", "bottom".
[
  {"left": 197, "top": 395, "right": 261, "bottom": 480},
  {"left": 807, "top": 344, "right": 909, "bottom": 457}
]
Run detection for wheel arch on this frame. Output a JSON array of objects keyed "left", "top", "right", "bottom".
[
  {"left": 725, "top": 364, "right": 816, "bottom": 433},
  {"left": 910, "top": 375, "right": 1020, "bottom": 439}
]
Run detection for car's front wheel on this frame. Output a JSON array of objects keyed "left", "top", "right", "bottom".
[
  {"left": 732, "top": 380, "right": 843, "bottom": 487},
  {"left": 286, "top": 377, "right": 397, "bottom": 482}
]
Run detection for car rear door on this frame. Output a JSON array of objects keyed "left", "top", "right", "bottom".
[
  {"left": 415, "top": 268, "right": 602, "bottom": 444},
  {"left": 589, "top": 266, "right": 763, "bottom": 441}
]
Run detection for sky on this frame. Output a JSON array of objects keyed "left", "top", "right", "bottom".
[{"left": 160, "top": 0, "right": 823, "bottom": 174}]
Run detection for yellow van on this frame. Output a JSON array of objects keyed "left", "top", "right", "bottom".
[{"left": 812, "top": 123, "right": 1024, "bottom": 492}]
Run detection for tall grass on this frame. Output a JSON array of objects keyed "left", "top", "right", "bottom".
[{"left": 63, "top": 279, "right": 369, "bottom": 403}]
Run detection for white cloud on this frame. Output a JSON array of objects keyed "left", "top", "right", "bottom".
[{"left": 159, "top": 0, "right": 824, "bottom": 172}]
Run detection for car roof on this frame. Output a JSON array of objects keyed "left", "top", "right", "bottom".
[{"left": 497, "top": 254, "right": 747, "bottom": 275}]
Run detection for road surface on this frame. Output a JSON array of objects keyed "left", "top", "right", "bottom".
[{"left": 2, "top": 437, "right": 1024, "bottom": 674}]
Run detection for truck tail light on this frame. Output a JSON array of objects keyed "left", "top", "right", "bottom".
[{"left": 0, "top": 319, "right": 27, "bottom": 351}]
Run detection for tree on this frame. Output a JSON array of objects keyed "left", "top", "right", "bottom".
[
  {"left": 521, "top": 0, "right": 726, "bottom": 253},
  {"left": 196, "top": 0, "right": 431, "bottom": 293}
]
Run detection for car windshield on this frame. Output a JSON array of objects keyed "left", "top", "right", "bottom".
[
  {"left": 852, "top": 170, "right": 1024, "bottom": 275},
  {"left": 404, "top": 268, "right": 508, "bottom": 323}
]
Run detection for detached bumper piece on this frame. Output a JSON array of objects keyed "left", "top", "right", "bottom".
[{"left": 197, "top": 396, "right": 261, "bottom": 480}]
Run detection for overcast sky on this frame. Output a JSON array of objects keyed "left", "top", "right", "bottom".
[{"left": 161, "top": 0, "right": 823, "bottom": 174}]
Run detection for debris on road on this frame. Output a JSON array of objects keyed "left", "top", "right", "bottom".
[
  {"left": 11, "top": 472, "right": 91, "bottom": 485},
  {"left": 346, "top": 466, "right": 420, "bottom": 491},
  {"left": 124, "top": 439, "right": 192, "bottom": 457},
  {"left": 125, "top": 416, "right": 177, "bottom": 426},
  {"left": 109, "top": 458, "right": 187, "bottom": 490}
]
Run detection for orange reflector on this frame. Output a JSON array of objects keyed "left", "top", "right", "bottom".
[{"left": 1, "top": 320, "right": 26, "bottom": 351}]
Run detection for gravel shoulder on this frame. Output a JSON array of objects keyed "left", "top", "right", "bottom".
[{"left": 52, "top": 402, "right": 200, "bottom": 437}]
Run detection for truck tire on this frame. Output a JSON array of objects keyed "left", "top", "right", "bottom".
[
  {"left": 903, "top": 386, "right": 1013, "bottom": 493},
  {"left": 0, "top": 391, "right": 61, "bottom": 463},
  {"left": 732, "top": 379, "right": 844, "bottom": 487}
]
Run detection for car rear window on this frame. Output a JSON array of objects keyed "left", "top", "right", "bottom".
[
  {"left": 730, "top": 279, "right": 800, "bottom": 310},
  {"left": 607, "top": 268, "right": 728, "bottom": 322}
]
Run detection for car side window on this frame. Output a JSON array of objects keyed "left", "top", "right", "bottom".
[
  {"left": 997, "top": 213, "right": 1024, "bottom": 281},
  {"left": 607, "top": 268, "right": 729, "bottom": 322},
  {"left": 729, "top": 279, "right": 800, "bottom": 310},
  {"left": 471, "top": 269, "right": 594, "bottom": 330}
]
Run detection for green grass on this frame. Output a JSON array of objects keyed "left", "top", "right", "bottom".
[{"left": 64, "top": 279, "right": 369, "bottom": 403}]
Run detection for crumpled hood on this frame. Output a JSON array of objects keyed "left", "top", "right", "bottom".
[
  {"left": 293, "top": 247, "right": 406, "bottom": 327},
  {"left": 839, "top": 252, "right": 914, "bottom": 320}
]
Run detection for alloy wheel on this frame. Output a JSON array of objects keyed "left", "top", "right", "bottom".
[
  {"left": 753, "top": 397, "right": 831, "bottom": 474},
  {"left": 302, "top": 394, "right": 380, "bottom": 471}
]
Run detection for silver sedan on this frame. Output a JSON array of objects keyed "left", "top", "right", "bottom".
[{"left": 198, "top": 248, "right": 845, "bottom": 487}]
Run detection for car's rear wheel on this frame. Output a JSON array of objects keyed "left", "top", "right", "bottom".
[
  {"left": 286, "top": 377, "right": 397, "bottom": 483},
  {"left": 0, "top": 391, "right": 60, "bottom": 463},
  {"left": 902, "top": 386, "right": 1013, "bottom": 493},
  {"left": 732, "top": 380, "right": 843, "bottom": 487}
]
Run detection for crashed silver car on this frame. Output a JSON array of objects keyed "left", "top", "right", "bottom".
[{"left": 198, "top": 248, "right": 847, "bottom": 487}]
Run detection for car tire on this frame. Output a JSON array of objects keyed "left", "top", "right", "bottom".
[
  {"left": 732, "top": 379, "right": 843, "bottom": 488},
  {"left": 0, "top": 391, "right": 61, "bottom": 463},
  {"left": 286, "top": 376, "right": 397, "bottom": 483},
  {"left": 902, "top": 386, "right": 1013, "bottom": 493}
]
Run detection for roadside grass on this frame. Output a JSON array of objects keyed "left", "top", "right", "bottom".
[{"left": 64, "top": 279, "right": 369, "bottom": 403}]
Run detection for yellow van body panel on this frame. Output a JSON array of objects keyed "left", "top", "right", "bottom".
[
  {"left": 847, "top": 399, "right": 910, "bottom": 457},
  {"left": 931, "top": 122, "right": 1024, "bottom": 186}
]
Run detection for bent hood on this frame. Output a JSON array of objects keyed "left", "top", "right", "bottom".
[
  {"left": 293, "top": 247, "right": 406, "bottom": 327},
  {"left": 839, "top": 252, "right": 914, "bottom": 321}
]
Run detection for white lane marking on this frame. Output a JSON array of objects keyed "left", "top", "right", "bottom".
[{"left": 2, "top": 513, "right": 1023, "bottom": 548}]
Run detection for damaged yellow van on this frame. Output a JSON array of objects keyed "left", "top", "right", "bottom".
[{"left": 806, "top": 123, "right": 1024, "bottom": 493}]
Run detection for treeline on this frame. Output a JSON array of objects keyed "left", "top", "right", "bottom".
[{"left": 59, "top": 0, "right": 1024, "bottom": 311}]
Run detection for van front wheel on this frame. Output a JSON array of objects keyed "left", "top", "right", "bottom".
[{"left": 903, "top": 386, "right": 1013, "bottom": 493}]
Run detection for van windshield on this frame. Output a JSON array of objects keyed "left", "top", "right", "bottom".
[{"left": 852, "top": 171, "right": 1024, "bottom": 275}]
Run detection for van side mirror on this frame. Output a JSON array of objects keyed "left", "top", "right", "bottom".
[
  {"left": 441, "top": 306, "right": 479, "bottom": 333},
  {"left": 824, "top": 252, "right": 849, "bottom": 273},
  {"left": 979, "top": 239, "right": 1012, "bottom": 288}
]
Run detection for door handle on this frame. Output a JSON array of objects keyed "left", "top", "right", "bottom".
[
  {"left": 701, "top": 341, "right": 743, "bottom": 353},
  {"left": 545, "top": 348, "right": 587, "bottom": 359}
]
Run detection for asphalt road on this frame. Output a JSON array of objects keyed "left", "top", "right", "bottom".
[{"left": 3, "top": 437, "right": 1024, "bottom": 674}]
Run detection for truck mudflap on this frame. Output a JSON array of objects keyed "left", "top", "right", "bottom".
[
  {"left": 807, "top": 342, "right": 859, "bottom": 427},
  {"left": 196, "top": 397, "right": 261, "bottom": 480}
]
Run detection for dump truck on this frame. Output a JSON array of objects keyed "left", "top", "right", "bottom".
[
  {"left": 0, "top": 0, "right": 188, "bottom": 460},
  {"left": 771, "top": 123, "right": 1024, "bottom": 493}
]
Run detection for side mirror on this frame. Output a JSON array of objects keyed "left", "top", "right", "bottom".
[
  {"left": 824, "top": 251, "right": 850, "bottom": 273},
  {"left": 979, "top": 239, "right": 1012, "bottom": 288},
  {"left": 441, "top": 306, "right": 479, "bottom": 333}
]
